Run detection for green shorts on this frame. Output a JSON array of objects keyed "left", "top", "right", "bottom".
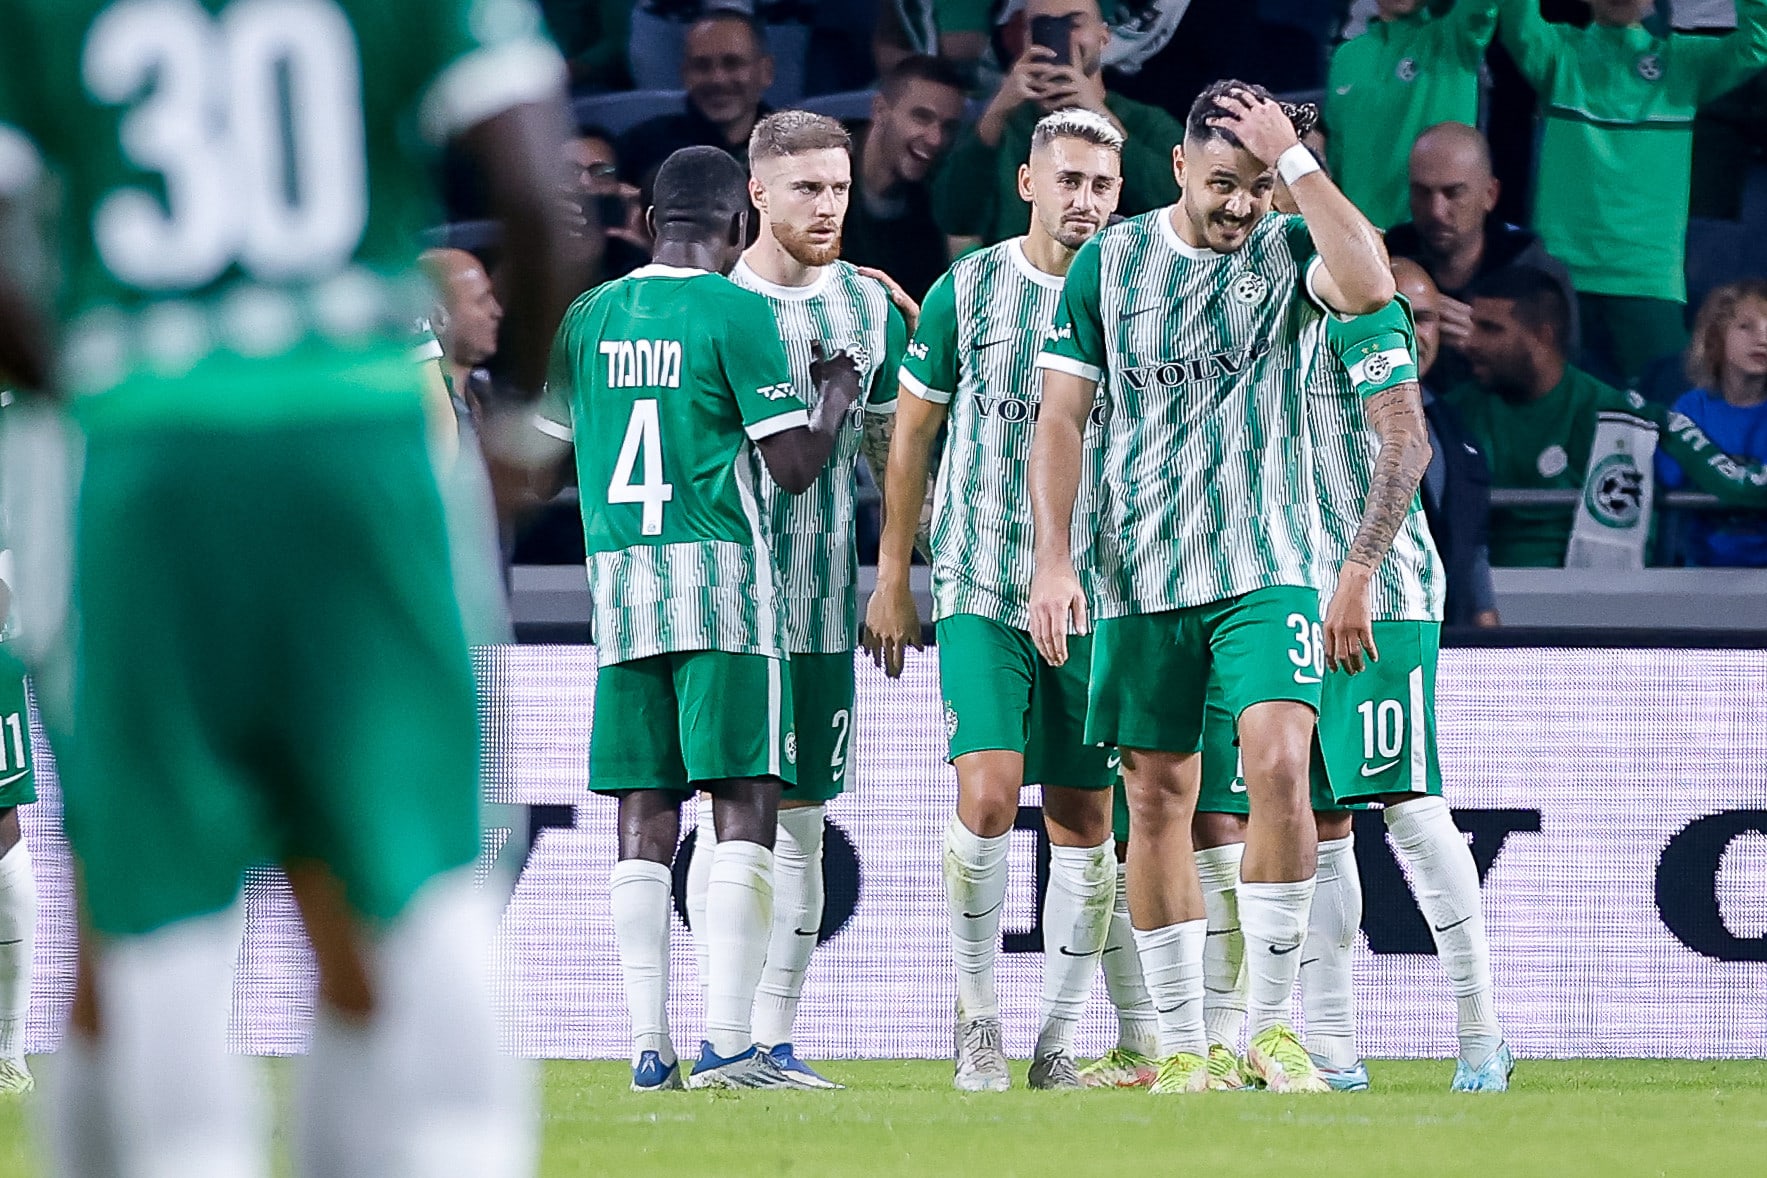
[
  {"left": 783, "top": 652, "right": 853, "bottom": 804},
  {"left": 64, "top": 411, "right": 480, "bottom": 939},
  {"left": 1196, "top": 673, "right": 1343, "bottom": 816},
  {"left": 1316, "top": 620, "right": 1443, "bottom": 806},
  {"left": 937, "top": 613, "right": 1116, "bottom": 790},
  {"left": 0, "top": 644, "right": 35, "bottom": 809},
  {"left": 1087, "top": 586, "right": 1324, "bottom": 753},
  {"left": 590, "top": 650, "right": 796, "bottom": 793}
]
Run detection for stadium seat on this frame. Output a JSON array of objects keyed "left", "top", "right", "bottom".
[
  {"left": 571, "top": 89, "right": 686, "bottom": 136},
  {"left": 800, "top": 88, "right": 878, "bottom": 123}
]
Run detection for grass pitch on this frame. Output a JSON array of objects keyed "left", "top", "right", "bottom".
[{"left": 3, "top": 1059, "right": 1765, "bottom": 1176}]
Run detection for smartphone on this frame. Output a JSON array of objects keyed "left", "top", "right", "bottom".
[
  {"left": 1028, "top": 13, "right": 1075, "bottom": 68},
  {"left": 593, "top": 193, "right": 629, "bottom": 233}
]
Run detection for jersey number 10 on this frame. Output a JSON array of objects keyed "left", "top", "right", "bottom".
[{"left": 85, "top": 0, "right": 368, "bottom": 290}]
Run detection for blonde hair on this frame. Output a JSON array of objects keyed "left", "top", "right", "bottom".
[
  {"left": 1687, "top": 279, "right": 1767, "bottom": 388},
  {"left": 1031, "top": 107, "right": 1125, "bottom": 155},
  {"left": 748, "top": 109, "right": 851, "bottom": 164}
]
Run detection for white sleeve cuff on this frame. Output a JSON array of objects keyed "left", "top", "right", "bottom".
[
  {"left": 898, "top": 368, "right": 952, "bottom": 405},
  {"left": 864, "top": 397, "right": 899, "bottom": 416},
  {"left": 532, "top": 413, "right": 573, "bottom": 442},
  {"left": 1033, "top": 353, "right": 1104, "bottom": 384},
  {"left": 745, "top": 408, "right": 811, "bottom": 441},
  {"left": 420, "top": 38, "right": 567, "bottom": 146}
]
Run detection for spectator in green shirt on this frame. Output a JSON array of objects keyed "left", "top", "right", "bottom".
[
  {"left": 1498, "top": 0, "right": 1767, "bottom": 388},
  {"left": 1325, "top": 0, "right": 1502, "bottom": 230},
  {"left": 1448, "top": 264, "right": 1767, "bottom": 566},
  {"left": 930, "top": 0, "right": 1182, "bottom": 250}
]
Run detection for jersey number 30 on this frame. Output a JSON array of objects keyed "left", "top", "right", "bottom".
[
  {"left": 609, "top": 400, "right": 675, "bottom": 536},
  {"left": 85, "top": 0, "right": 368, "bottom": 289}
]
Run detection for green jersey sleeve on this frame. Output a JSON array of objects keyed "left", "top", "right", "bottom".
[
  {"left": 1036, "top": 236, "right": 1106, "bottom": 386},
  {"left": 1327, "top": 297, "right": 1419, "bottom": 397},
  {"left": 721, "top": 286, "right": 808, "bottom": 440},
  {"left": 1681, "top": 0, "right": 1767, "bottom": 105},
  {"left": 418, "top": 0, "right": 568, "bottom": 147},
  {"left": 898, "top": 270, "right": 960, "bottom": 404},
  {"left": 1608, "top": 389, "right": 1767, "bottom": 507},
  {"left": 868, "top": 298, "right": 909, "bottom": 414},
  {"left": 1497, "top": 0, "right": 1570, "bottom": 91},
  {"left": 535, "top": 318, "right": 577, "bottom": 441}
]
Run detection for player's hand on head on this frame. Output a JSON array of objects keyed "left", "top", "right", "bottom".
[
  {"left": 856, "top": 267, "right": 921, "bottom": 335},
  {"left": 862, "top": 583, "right": 922, "bottom": 679},
  {"left": 1028, "top": 562, "right": 1088, "bottom": 667},
  {"left": 1207, "top": 87, "right": 1301, "bottom": 169},
  {"left": 1322, "top": 569, "right": 1378, "bottom": 675}
]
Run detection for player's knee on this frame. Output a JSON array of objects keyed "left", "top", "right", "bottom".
[
  {"left": 1042, "top": 787, "right": 1113, "bottom": 846},
  {"left": 1123, "top": 775, "right": 1195, "bottom": 836},
  {"left": 957, "top": 781, "right": 1019, "bottom": 839},
  {"left": 1314, "top": 810, "right": 1354, "bottom": 842}
]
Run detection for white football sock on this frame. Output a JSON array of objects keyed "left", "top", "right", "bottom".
[
  {"left": 1099, "top": 861, "right": 1159, "bottom": 1058},
  {"left": 0, "top": 839, "right": 36, "bottom": 1063},
  {"left": 753, "top": 805, "right": 825, "bottom": 1048},
  {"left": 686, "top": 799, "right": 715, "bottom": 996},
  {"left": 102, "top": 905, "right": 268, "bottom": 1178},
  {"left": 609, "top": 858, "right": 675, "bottom": 1062},
  {"left": 1131, "top": 919, "right": 1207, "bottom": 1058},
  {"left": 1386, "top": 797, "right": 1502, "bottom": 1060},
  {"left": 1195, "top": 843, "right": 1247, "bottom": 1049},
  {"left": 1300, "top": 836, "right": 1361, "bottom": 1069},
  {"left": 369, "top": 871, "right": 536, "bottom": 1178},
  {"left": 702, "top": 840, "right": 774, "bottom": 1058},
  {"left": 943, "top": 816, "right": 1009, "bottom": 1021},
  {"left": 1035, "top": 838, "right": 1115, "bottom": 1057},
  {"left": 294, "top": 1010, "right": 377, "bottom": 1178},
  {"left": 40, "top": 1030, "right": 122, "bottom": 1178},
  {"left": 1239, "top": 876, "right": 1316, "bottom": 1038}
]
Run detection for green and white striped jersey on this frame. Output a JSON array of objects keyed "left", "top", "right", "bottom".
[
  {"left": 1036, "top": 209, "right": 1327, "bottom": 617},
  {"left": 1311, "top": 298, "right": 1445, "bottom": 622},
  {"left": 899, "top": 238, "right": 1105, "bottom": 630},
  {"left": 731, "top": 259, "right": 906, "bottom": 654},
  {"left": 542, "top": 265, "right": 806, "bottom": 667}
]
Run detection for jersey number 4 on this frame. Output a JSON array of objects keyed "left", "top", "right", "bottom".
[
  {"left": 609, "top": 400, "right": 675, "bottom": 536},
  {"left": 85, "top": 0, "right": 368, "bottom": 289}
]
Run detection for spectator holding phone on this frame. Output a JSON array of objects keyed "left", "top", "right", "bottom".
[
  {"left": 567, "top": 126, "right": 651, "bottom": 282},
  {"left": 931, "top": 0, "right": 1182, "bottom": 250},
  {"left": 1656, "top": 279, "right": 1767, "bottom": 566}
]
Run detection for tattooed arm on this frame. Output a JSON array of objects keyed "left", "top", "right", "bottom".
[{"left": 1323, "top": 379, "right": 1433, "bottom": 674}]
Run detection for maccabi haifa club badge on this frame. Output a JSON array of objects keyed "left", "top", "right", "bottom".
[
  {"left": 944, "top": 701, "right": 959, "bottom": 740},
  {"left": 1395, "top": 57, "right": 1419, "bottom": 83},
  {"left": 1586, "top": 455, "right": 1645, "bottom": 529},
  {"left": 1637, "top": 54, "right": 1663, "bottom": 82},
  {"left": 785, "top": 730, "right": 798, "bottom": 767},
  {"left": 1230, "top": 272, "right": 1268, "bottom": 306},
  {"left": 1363, "top": 351, "right": 1392, "bottom": 384}
]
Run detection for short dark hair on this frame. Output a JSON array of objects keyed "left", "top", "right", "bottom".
[
  {"left": 1185, "top": 79, "right": 1319, "bottom": 150},
  {"left": 1471, "top": 265, "right": 1571, "bottom": 348},
  {"left": 574, "top": 123, "right": 617, "bottom": 148},
  {"left": 879, "top": 55, "right": 971, "bottom": 103},
  {"left": 651, "top": 146, "right": 749, "bottom": 239},
  {"left": 688, "top": 10, "right": 769, "bottom": 56}
]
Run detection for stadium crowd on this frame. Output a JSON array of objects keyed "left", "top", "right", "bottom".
[{"left": 426, "top": 0, "right": 1767, "bottom": 595}]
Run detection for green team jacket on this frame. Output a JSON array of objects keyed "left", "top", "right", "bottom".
[
  {"left": 1326, "top": 0, "right": 1501, "bottom": 231},
  {"left": 931, "top": 92, "right": 1182, "bottom": 245},
  {"left": 1446, "top": 367, "right": 1767, "bottom": 566},
  {"left": 1499, "top": 0, "right": 1767, "bottom": 302}
]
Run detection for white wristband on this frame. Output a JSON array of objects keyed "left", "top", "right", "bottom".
[{"left": 1276, "top": 143, "right": 1321, "bottom": 187}]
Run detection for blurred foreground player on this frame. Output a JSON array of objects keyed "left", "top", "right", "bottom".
[
  {"left": 0, "top": 1, "right": 579, "bottom": 1173},
  {"left": 0, "top": 530, "right": 34, "bottom": 1099},
  {"left": 537, "top": 146, "right": 863, "bottom": 1091},
  {"left": 865, "top": 108, "right": 1126, "bottom": 1091}
]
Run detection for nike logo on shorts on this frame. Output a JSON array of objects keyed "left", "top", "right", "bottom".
[
  {"left": 1229, "top": 779, "right": 1247, "bottom": 793},
  {"left": 0, "top": 771, "right": 25, "bottom": 788},
  {"left": 1360, "top": 760, "right": 1399, "bottom": 777},
  {"left": 1293, "top": 671, "right": 1321, "bottom": 685}
]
